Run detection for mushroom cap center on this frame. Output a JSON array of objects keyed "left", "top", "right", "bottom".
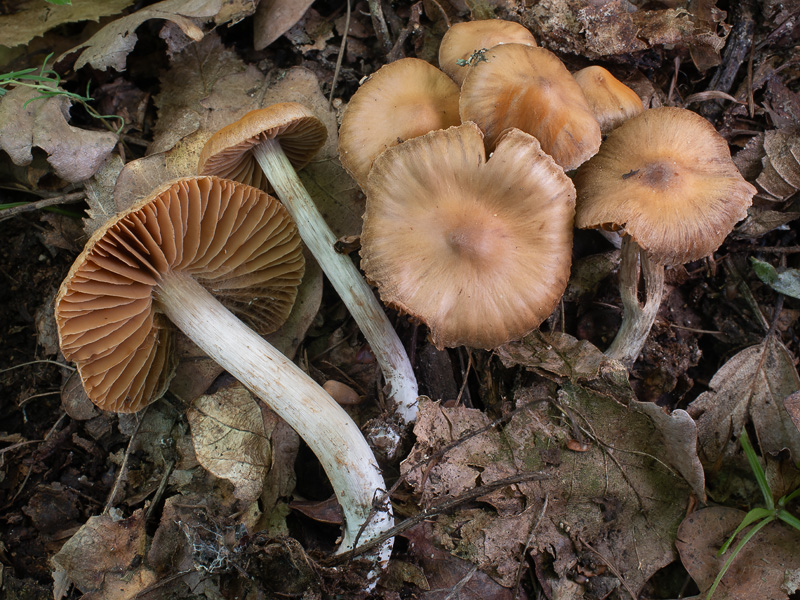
[
  {"left": 445, "top": 218, "right": 504, "bottom": 263},
  {"left": 638, "top": 159, "right": 681, "bottom": 190}
]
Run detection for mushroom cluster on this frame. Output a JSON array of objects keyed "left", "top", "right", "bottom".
[
  {"left": 336, "top": 19, "right": 630, "bottom": 350},
  {"left": 339, "top": 18, "right": 752, "bottom": 366}
]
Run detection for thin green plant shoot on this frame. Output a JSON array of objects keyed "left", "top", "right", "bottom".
[
  {"left": 0, "top": 53, "right": 124, "bottom": 134},
  {"left": 705, "top": 428, "right": 800, "bottom": 599}
]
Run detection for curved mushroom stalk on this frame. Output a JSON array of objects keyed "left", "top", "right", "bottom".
[
  {"left": 605, "top": 236, "right": 665, "bottom": 366},
  {"left": 198, "top": 104, "right": 419, "bottom": 429},
  {"left": 251, "top": 137, "right": 419, "bottom": 425},
  {"left": 156, "top": 272, "right": 393, "bottom": 562}
]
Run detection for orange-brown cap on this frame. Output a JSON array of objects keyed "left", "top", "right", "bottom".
[
  {"left": 338, "top": 58, "right": 460, "bottom": 188},
  {"left": 438, "top": 19, "right": 536, "bottom": 86},
  {"left": 55, "top": 176, "right": 304, "bottom": 412},
  {"left": 460, "top": 44, "right": 601, "bottom": 171},
  {"left": 575, "top": 107, "right": 756, "bottom": 266},
  {"left": 573, "top": 66, "right": 644, "bottom": 134},
  {"left": 198, "top": 103, "right": 327, "bottom": 189},
  {"left": 361, "top": 123, "right": 575, "bottom": 350}
]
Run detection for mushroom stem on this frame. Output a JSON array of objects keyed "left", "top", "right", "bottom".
[
  {"left": 252, "top": 137, "right": 419, "bottom": 425},
  {"left": 154, "top": 271, "right": 393, "bottom": 566},
  {"left": 605, "top": 236, "right": 665, "bottom": 366}
]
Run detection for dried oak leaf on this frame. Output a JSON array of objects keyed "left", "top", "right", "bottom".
[
  {"left": 51, "top": 509, "right": 157, "bottom": 599},
  {"left": 0, "top": 0, "right": 134, "bottom": 49},
  {"left": 188, "top": 382, "right": 276, "bottom": 502},
  {"left": 402, "top": 346, "right": 692, "bottom": 596},
  {"left": 676, "top": 506, "right": 800, "bottom": 599},
  {"left": 687, "top": 337, "right": 800, "bottom": 466},
  {"left": 83, "top": 154, "right": 125, "bottom": 236},
  {"left": 60, "top": 0, "right": 225, "bottom": 72},
  {"left": 0, "top": 87, "right": 117, "bottom": 182}
]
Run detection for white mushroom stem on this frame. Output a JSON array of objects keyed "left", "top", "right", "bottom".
[
  {"left": 605, "top": 236, "right": 665, "bottom": 366},
  {"left": 252, "top": 138, "right": 419, "bottom": 425},
  {"left": 155, "top": 271, "right": 393, "bottom": 570}
]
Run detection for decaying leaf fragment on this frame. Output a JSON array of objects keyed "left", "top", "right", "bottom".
[
  {"left": 52, "top": 509, "right": 157, "bottom": 599},
  {"left": 688, "top": 337, "right": 800, "bottom": 466},
  {"left": 756, "top": 128, "right": 800, "bottom": 201},
  {"left": 0, "top": 87, "right": 117, "bottom": 183},
  {"left": 188, "top": 383, "right": 274, "bottom": 502},
  {"left": 402, "top": 332, "right": 693, "bottom": 595}
]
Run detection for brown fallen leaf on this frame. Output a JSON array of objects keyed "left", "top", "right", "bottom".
[
  {"left": 51, "top": 509, "right": 157, "bottom": 599},
  {"left": 188, "top": 382, "right": 274, "bottom": 502},
  {"left": 401, "top": 385, "right": 691, "bottom": 595},
  {"left": 0, "top": 87, "right": 117, "bottom": 183},
  {"left": 687, "top": 336, "right": 800, "bottom": 467},
  {"left": 676, "top": 506, "right": 800, "bottom": 599},
  {"left": 254, "top": 0, "right": 316, "bottom": 50},
  {"left": 0, "top": 0, "right": 134, "bottom": 49},
  {"left": 402, "top": 522, "right": 518, "bottom": 600}
]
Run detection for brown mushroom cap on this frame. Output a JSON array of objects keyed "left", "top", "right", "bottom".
[
  {"left": 361, "top": 122, "right": 576, "bottom": 350},
  {"left": 573, "top": 66, "right": 644, "bottom": 134},
  {"left": 575, "top": 107, "right": 756, "bottom": 266},
  {"left": 338, "top": 58, "right": 460, "bottom": 187},
  {"left": 460, "top": 44, "right": 601, "bottom": 171},
  {"left": 198, "top": 103, "right": 326, "bottom": 189},
  {"left": 438, "top": 19, "right": 536, "bottom": 86},
  {"left": 55, "top": 176, "right": 304, "bottom": 412}
]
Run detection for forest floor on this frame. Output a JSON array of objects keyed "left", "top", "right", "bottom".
[{"left": 1, "top": 0, "right": 800, "bottom": 599}]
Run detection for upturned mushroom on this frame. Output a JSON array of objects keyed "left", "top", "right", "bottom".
[
  {"left": 338, "top": 58, "right": 460, "bottom": 188},
  {"left": 55, "top": 176, "right": 393, "bottom": 572},
  {"left": 198, "top": 103, "right": 419, "bottom": 427},
  {"left": 361, "top": 122, "right": 576, "bottom": 349},
  {"left": 459, "top": 44, "right": 602, "bottom": 170},
  {"left": 575, "top": 107, "right": 756, "bottom": 364},
  {"left": 573, "top": 66, "right": 644, "bottom": 134},
  {"left": 438, "top": 19, "right": 537, "bottom": 86}
]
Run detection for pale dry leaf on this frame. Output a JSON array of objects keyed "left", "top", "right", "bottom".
[
  {"left": 51, "top": 509, "right": 157, "bottom": 598},
  {"left": 687, "top": 337, "right": 800, "bottom": 465},
  {"left": 83, "top": 154, "right": 125, "bottom": 236},
  {"left": 0, "top": 87, "right": 117, "bottom": 182},
  {"left": 0, "top": 0, "right": 134, "bottom": 49},
  {"left": 676, "top": 506, "right": 800, "bottom": 600},
  {"left": 188, "top": 382, "right": 273, "bottom": 502},
  {"left": 61, "top": 0, "right": 223, "bottom": 72},
  {"left": 254, "top": 0, "right": 316, "bottom": 50}
]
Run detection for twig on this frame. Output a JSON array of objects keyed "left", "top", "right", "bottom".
[
  {"left": 513, "top": 493, "right": 549, "bottom": 599},
  {"left": 444, "top": 565, "right": 478, "bottom": 599},
  {"left": 578, "top": 535, "right": 639, "bottom": 600},
  {"left": 367, "top": 0, "right": 393, "bottom": 54},
  {"left": 0, "top": 192, "right": 85, "bottom": 219},
  {"left": 104, "top": 408, "right": 148, "bottom": 514},
  {"left": 324, "top": 470, "right": 550, "bottom": 566},
  {"left": 328, "top": 0, "right": 350, "bottom": 103}
]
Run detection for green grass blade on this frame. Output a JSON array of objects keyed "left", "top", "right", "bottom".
[
  {"left": 740, "top": 428, "right": 774, "bottom": 509},
  {"left": 706, "top": 516, "right": 774, "bottom": 600}
]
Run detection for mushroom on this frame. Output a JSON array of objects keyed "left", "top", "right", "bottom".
[
  {"left": 55, "top": 176, "right": 393, "bottom": 571},
  {"left": 438, "top": 19, "right": 537, "bottom": 86},
  {"left": 199, "top": 103, "right": 419, "bottom": 426},
  {"left": 361, "top": 122, "right": 576, "bottom": 349},
  {"left": 338, "top": 58, "right": 460, "bottom": 188},
  {"left": 573, "top": 66, "right": 644, "bottom": 134},
  {"left": 575, "top": 107, "right": 756, "bottom": 364},
  {"left": 459, "top": 43, "right": 601, "bottom": 171}
]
